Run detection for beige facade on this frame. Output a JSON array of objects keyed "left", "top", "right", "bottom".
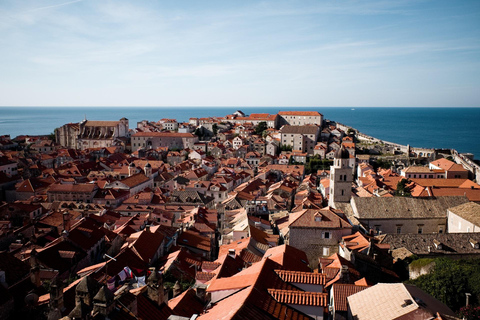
[
  {"left": 447, "top": 202, "right": 480, "bottom": 233},
  {"left": 47, "top": 183, "right": 98, "bottom": 203},
  {"left": 278, "top": 111, "right": 323, "bottom": 127},
  {"left": 55, "top": 123, "right": 80, "bottom": 149},
  {"left": 279, "top": 125, "right": 320, "bottom": 155},
  {"left": 351, "top": 196, "right": 469, "bottom": 234},
  {"left": 55, "top": 118, "right": 129, "bottom": 150},
  {"left": 131, "top": 132, "right": 198, "bottom": 152},
  {"left": 329, "top": 148, "right": 353, "bottom": 207}
]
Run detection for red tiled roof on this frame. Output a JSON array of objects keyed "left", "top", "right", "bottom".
[
  {"left": 120, "top": 173, "right": 150, "bottom": 188},
  {"left": 202, "top": 261, "right": 221, "bottom": 272},
  {"left": 264, "top": 245, "right": 311, "bottom": 272},
  {"left": 168, "top": 288, "right": 205, "bottom": 318},
  {"left": 332, "top": 283, "right": 369, "bottom": 311},
  {"left": 275, "top": 269, "right": 326, "bottom": 285},
  {"left": 268, "top": 289, "right": 328, "bottom": 306},
  {"left": 178, "top": 230, "right": 211, "bottom": 252},
  {"left": 196, "top": 272, "right": 216, "bottom": 282},
  {"left": 290, "top": 207, "right": 352, "bottom": 229},
  {"left": 278, "top": 111, "right": 322, "bottom": 116},
  {"left": 136, "top": 294, "right": 173, "bottom": 320}
]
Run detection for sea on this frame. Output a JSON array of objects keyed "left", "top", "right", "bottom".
[{"left": 0, "top": 107, "right": 479, "bottom": 159}]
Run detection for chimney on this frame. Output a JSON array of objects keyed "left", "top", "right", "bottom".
[
  {"left": 339, "top": 265, "right": 350, "bottom": 283},
  {"left": 63, "top": 210, "right": 71, "bottom": 232},
  {"left": 195, "top": 284, "right": 209, "bottom": 304},
  {"left": 173, "top": 281, "right": 182, "bottom": 298},
  {"left": 29, "top": 250, "right": 41, "bottom": 287},
  {"left": 228, "top": 249, "right": 235, "bottom": 259}
]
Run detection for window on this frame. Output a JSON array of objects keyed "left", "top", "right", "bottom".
[
  {"left": 417, "top": 226, "right": 423, "bottom": 234},
  {"left": 341, "top": 190, "right": 344, "bottom": 196},
  {"left": 322, "top": 231, "right": 330, "bottom": 239},
  {"left": 438, "top": 225, "right": 444, "bottom": 233},
  {"left": 396, "top": 226, "right": 402, "bottom": 234},
  {"left": 323, "top": 247, "right": 330, "bottom": 256}
]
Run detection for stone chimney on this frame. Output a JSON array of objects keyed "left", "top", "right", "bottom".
[
  {"left": 92, "top": 286, "right": 115, "bottom": 316},
  {"left": 49, "top": 276, "right": 65, "bottom": 312},
  {"left": 173, "top": 281, "right": 182, "bottom": 298},
  {"left": 147, "top": 268, "right": 165, "bottom": 305},
  {"left": 195, "top": 284, "right": 210, "bottom": 304},
  {"left": 62, "top": 210, "right": 71, "bottom": 232},
  {"left": 29, "top": 249, "right": 41, "bottom": 287}
]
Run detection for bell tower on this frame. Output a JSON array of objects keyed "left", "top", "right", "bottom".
[{"left": 328, "top": 146, "right": 352, "bottom": 208}]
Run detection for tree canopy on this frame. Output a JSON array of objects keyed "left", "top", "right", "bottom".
[
  {"left": 395, "top": 178, "right": 411, "bottom": 197},
  {"left": 408, "top": 258, "right": 480, "bottom": 313},
  {"left": 254, "top": 121, "right": 268, "bottom": 136}
]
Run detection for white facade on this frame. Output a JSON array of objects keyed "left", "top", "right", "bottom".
[{"left": 447, "top": 206, "right": 480, "bottom": 233}]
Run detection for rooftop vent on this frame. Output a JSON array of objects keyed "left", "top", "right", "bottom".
[
  {"left": 469, "top": 238, "right": 479, "bottom": 249},
  {"left": 402, "top": 299, "right": 413, "bottom": 307},
  {"left": 433, "top": 239, "right": 442, "bottom": 250}
]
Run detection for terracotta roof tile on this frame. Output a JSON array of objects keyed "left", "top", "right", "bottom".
[
  {"left": 268, "top": 289, "right": 328, "bottom": 306},
  {"left": 332, "top": 283, "right": 370, "bottom": 311},
  {"left": 278, "top": 111, "right": 322, "bottom": 116},
  {"left": 275, "top": 269, "right": 326, "bottom": 285}
]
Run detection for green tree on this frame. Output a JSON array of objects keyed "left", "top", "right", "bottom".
[
  {"left": 395, "top": 178, "right": 411, "bottom": 197},
  {"left": 194, "top": 128, "right": 202, "bottom": 137},
  {"left": 212, "top": 124, "right": 218, "bottom": 135},
  {"left": 280, "top": 144, "right": 292, "bottom": 152},
  {"left": 255, "top": 121, "right": 268, "bottom": 136},
  {"left": 408, "top": 258, "right": 480, "bottom": 312},
  {"left": 373, "top": 158, "right": 391, "bottom": 170}
]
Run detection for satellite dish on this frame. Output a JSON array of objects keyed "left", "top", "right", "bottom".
[{"left": 25, "top": 293, "right": 39, "bottom": 306}]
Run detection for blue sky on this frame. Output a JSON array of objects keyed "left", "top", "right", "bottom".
[{"left": 0, "top": 0, "right": 479, "bottom": 107}]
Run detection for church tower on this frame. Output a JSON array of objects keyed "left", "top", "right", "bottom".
[
  {"left": 328, "top": 146, "right": 352, "bottom": 208},
  {"left": 128, "top": 162, "right": 136, "bottom": 177},
  {"left": 144, "top": 162, "right": 152, "bottom": 178}
]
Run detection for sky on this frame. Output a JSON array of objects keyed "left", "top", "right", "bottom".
[{"left": 0, "top": 0, "right": 479, "bottom": 107}]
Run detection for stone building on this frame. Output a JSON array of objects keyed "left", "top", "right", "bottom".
[
  {"left": 131, "top": 132, "right": 198, "bottom": 152},
  {"left": 47, "top": 182, "right": 98, "bottom": 203},
  {"left": 278, "top": 111, "right": 323, "bottom": 127},
  {"left": 55, "top": 123, "right": 80, "bottom": 149},
  {"left": 279, "top": 125, "right": 320, "bottom": 155},
  {"left": 447, "top": 202, "right": 480, "bottom": 233},
  {"left": 329, "top": 146, "right": 353, "bottom": 208},
  {"left": 55, "top": 118, "right": 129, "bottom": 150},
  {"left": 283, "top": 207, "right": 352, "bottom": 268},
  {"left": 351, "top": 196, "right": 469, "bottom": 235}
]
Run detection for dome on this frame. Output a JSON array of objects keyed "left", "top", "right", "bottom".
[{"left": 334, "top": 146, "right": 350, "bottom": 159}]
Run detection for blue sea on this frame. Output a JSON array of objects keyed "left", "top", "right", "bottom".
[{"left": 0, "top": 107, "right": 479, "bottom": 158}]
